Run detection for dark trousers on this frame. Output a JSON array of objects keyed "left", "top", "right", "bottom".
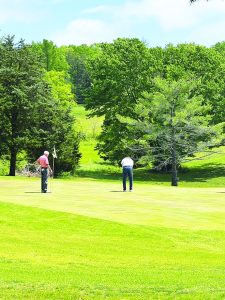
[
  {"left": 123, "top": 166, "right": 133, "bottom": 191},
  {"left": 41, "top": 168, "right": 48, "bottom": 192}
]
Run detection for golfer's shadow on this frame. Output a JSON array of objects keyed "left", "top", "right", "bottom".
[
  {"left": 24, "top": 192, "right": 52, "bottom": 193},
  {"left": 110, "top": 190, "right": 125, "bottom": 192},
  {"left": 24, "top": 192, "right": 42, "bottom": 193}
]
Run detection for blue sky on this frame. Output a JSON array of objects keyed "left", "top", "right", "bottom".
[{"left": 0, "top": 0, "right": 225, "bottom": 47}]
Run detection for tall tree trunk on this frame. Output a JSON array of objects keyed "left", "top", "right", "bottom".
[
  {"left": 9, "top": 147, "right": 17, "bottom": 176},
  {"left": 171, "top": 121, "right": 178, "bottom": 186},
  {"left": 170, "top": 98, "right": 178, "bottom": 186},
  {"left": 9, "top": 108, "right": 18, "bottom": 176},
  {"left": 171, "top": 126, "right": 178, "bottom": 186},
  {"left": 171, "top": 145, "right": 178, "bottom": 186}
]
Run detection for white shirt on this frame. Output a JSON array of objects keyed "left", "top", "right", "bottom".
[{"left": 121, "top": 157, "right": 134, "bottom": 167}]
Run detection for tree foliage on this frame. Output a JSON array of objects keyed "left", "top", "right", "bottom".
[
  {"left": 126, "top": 78, "right": 222, "bottom": 185},
  {"left": 31, "top": 39, "right": 69, "bottom": 72},
  {"left": 86, "top": 39, "right": 225, "bottom": 166},
  {"left": 0, "top": 36, "right": 50, "bottom": 175},
  {"left": 66, "top": 44, "right": 101, "bottom": 104},
  {"left": 161, "top": 44, "right": 225, "bottom": 124},
  {"left": 1, "top": 32, "right": 224, "bottom": 179},
  {"left": 86, "top": 38, "right": 155, "bottom": 162},
  {"left": 0, "top": 35, "right": 81, "bottom": 176},
  {"left": 44, "top": 70, "right": 74, "bottom": 104},
  {"left": 86, "top": 38, "right": 153, "bottom": 116}
]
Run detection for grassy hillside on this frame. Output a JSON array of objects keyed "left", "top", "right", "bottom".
[
  {"left": 73, "top": 105, "right": 225, "bottom": 187},
  {"left": 73, "top": 105, "right": 103, "bottom": 142},
  {"left": 73, "top": 105, "right": 121, "bottom": 179},
  {"left": 1, "top": 177, "right": 225, "bottom": 299}
]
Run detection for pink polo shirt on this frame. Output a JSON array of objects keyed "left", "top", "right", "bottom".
[{"left": 37, "top": 155, "right": 49, "bottom": 168}]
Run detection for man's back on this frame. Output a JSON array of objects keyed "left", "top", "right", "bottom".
[
  {"left": 121, "top": 157, "right": 134, "bottom": 167},
  {"left": 37, "top": 155, "right": 49, "bottom": 168}
]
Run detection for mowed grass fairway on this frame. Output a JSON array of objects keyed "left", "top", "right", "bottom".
[{"left": 0, "top": 177, "right": 225, "bottom": 299}]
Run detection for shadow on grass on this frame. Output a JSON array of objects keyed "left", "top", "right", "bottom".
[
  {"left": 75, "top": 163, "right": 225, "bottom": 184},
  {"left": 24, "top": 192, "right": 52, "bottom": 194},
  {"left": 24, "top": 192, "right": 42, "bottom": 193},
  {"left": 180, "top": 164, "right": 225, "bottom": 183}
]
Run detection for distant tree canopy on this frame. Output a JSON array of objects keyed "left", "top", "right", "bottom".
[
  {"left": 31, "top": 39, "right": 69, "bottom": 72},
  {"left": 66, "top": 44, "right": 101, "bottom": 104},
  {"left": 31, "top": 41, "right": 100, "bottom": 104}
]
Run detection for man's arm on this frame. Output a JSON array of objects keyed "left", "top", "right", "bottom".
[{"left": 47, "top": 164, "right": 53, "bottom": 175}]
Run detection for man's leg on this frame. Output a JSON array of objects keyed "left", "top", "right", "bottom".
[
  {"left": 123, "top": 168, "right": 127, "bottom": 191},
  {"left": 43, "top": 169, "right": 48, "bottom": 192},
  {"left": 128, "top": 168, "right": 133, "bottom": 191},
  {"left": 41, "top": 169, "right": 44, "bottom": 192},
  {"left": 41, "top": 169, "right": 48, "bottom": 192}
]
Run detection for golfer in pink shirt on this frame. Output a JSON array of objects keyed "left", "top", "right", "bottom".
[{"left": 37, "top": 151, "right": 52, "bottom": 193}]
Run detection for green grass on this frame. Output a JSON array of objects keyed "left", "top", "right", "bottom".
[
  {"left": 1, "top": 106, "right": 225, "bottom": 298},
  {"left": 73, "top": 105, "right": 103, "bottom": 140},
  {"left": 1, "top": 177, "right": 225, "bottom": 299},
  {"left": 0, "top": 157, "right": 9, "bottom": 175}
]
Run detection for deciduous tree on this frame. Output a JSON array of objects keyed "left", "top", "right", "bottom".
[{"left": 86, "top": 38, "right": 154, "bottom": 162}]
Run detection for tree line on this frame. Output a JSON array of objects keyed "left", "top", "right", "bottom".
[
  {"left": 1, "top": 35, "right": 225, "bottom": 185},
  {"left": 84, "top": 39, "right": 225, "bottom": 185},
  {"left": 0, "top": 36, "right": 82, "bottom": 176}
]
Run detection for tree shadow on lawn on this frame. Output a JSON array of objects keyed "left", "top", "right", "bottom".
[
  {"left": 75, "top": 163, "right": 225, "bottom": 184},
  {"left": 180, "top": 163, "right": 225, "bottom": 183}
]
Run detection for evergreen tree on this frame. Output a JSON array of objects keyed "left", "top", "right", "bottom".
[
  {"left": 0, "top": 36, "right": 51, "bottom": 175},
  {"left": 126, "top": 78, "right": 223, "bottom": 186},
  {"left": 66, "top": 44, "right": 100, "bottom": 104},
  {"left": 0, "top": 35, "right": 81, "bottom": 176}
]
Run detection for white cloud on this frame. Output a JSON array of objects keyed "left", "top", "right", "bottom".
[
  {"left": 19, "top": 0, "right": 225, "bottom": 46},
  {"left": 0, "top": 0, "right": 46, "bottom": 24},
  {"left": 188, "top": 20, "right": 225, "bottom": 46},
  {"left": 82, "top": 0, "right": 192, "bottom": 29},
  {"left": 114, "top": 0, "right": 225, "bottom": 30},
  {"left": 0, "top": 9, "right": 39, "bottom": 24},
  {"left": 52, "top": 18, "right": 125, "bottom": 45},
  {"left": 52, "top": 0, "right": 200, "bottom": 45},
  {"left": 66, "top": 0, "right": 225, "bottom": 46},
  {"left": 82, "top": 5, "right": 110, "bottom": 14},
  {"left": 50, "top": 0, "right": 64, "bottom": 3}
]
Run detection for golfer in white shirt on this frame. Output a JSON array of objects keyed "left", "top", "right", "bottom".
[{"left": 121, "top": 157, "right": 134, "bottom": 192}]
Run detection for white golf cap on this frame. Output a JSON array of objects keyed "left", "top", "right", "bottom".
[{"left": 44, "top": 151, "right": 49, "bottom": 155}]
